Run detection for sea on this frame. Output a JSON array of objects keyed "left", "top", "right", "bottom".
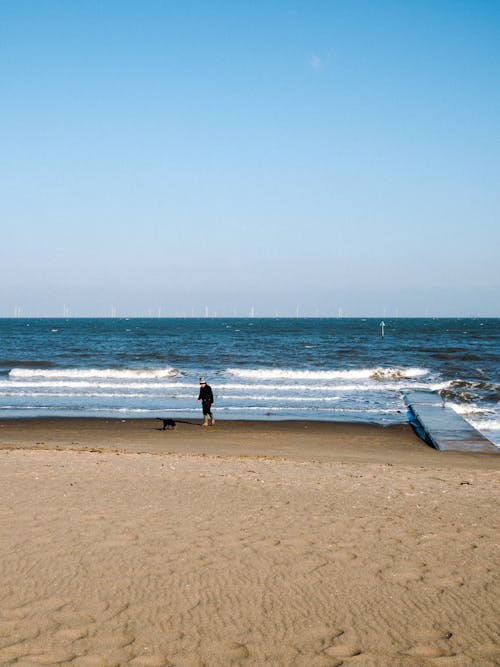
[{"left": 0, "top": 317, "right": 499, "bottom": 446}]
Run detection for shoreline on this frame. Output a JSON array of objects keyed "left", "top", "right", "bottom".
[{"left": 1, "top": 416, "right": 498, "bottom": 469}]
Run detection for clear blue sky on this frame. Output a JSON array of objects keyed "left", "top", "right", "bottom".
[{"left": 1, "top": 0, "right": 499, "bottom": 317}]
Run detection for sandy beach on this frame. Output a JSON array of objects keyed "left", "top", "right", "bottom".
[{"left": 0, "top": 419, "right": 498, "bottom": 666}]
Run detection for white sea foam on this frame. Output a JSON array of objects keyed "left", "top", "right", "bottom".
[
  {"left": 0, "top": 380, "right": 195, "bottom": 390},
  {"left": 0, "top": 391, "right": 178, "bottom": 399},
  {"left": 218, "top": 394, "right": 341, "bottom": 402},
  {"left": 0, "top": 379, "right": 450, "bottom": 393},
  {"left": 446, "top": 402, "right": 489, "bottom": 415},
  {"left": 1, "top": 362, "right": 465, "bottom": 429},
  {"left": 8, "top": 367, "right": 178, "bottom": 380},
  {"left": 220, "top": 406, "right": 400, "bottom": 414},
  {"left": 0, "top": 379, "right": 450, "bottom": 395},
  {"left": 218, "top": 380, "right": 450, "bottom": 392},
  {"left": 226, "top": 367, "right": 429, "bottom": 380},
  {"left": 470, "top": 419, "right": 500, "bottom": 431}
]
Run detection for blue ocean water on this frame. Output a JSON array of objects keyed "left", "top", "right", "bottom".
[{"left": 0, "top": 318, "right": 499, "bottom": 445}]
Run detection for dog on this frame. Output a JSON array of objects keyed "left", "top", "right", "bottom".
[{"left": 156, "top": 418, "right": 177, "bottom": 430}]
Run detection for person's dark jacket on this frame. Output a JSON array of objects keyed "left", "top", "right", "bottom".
[{"left": 198, "top": 384, "right": 214, "bottom": 404}]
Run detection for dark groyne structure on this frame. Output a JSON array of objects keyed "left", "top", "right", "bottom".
[{"left": 405, "top": 391, "right": 498, "bottom": 453}]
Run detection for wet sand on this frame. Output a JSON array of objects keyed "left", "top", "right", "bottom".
[
  {"left": 0, "top": 419, "right": 499, "bottom": 666},
  {"left": 1, "top": 417, "right": 497, "bottom": 468}
]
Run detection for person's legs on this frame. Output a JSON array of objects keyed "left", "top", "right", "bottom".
[{"left": 202, "top": 401, "right": 210, "bottom": 426}]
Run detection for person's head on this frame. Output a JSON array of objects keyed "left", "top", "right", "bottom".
[{"left": 199, "top": 377, "right": 206, "bottom": 386}]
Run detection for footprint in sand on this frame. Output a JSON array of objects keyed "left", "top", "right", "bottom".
[
  {"left": 167, "top": 651, "right": 204, "bottom": 667},
  {"left": 476, "top": 643, "right": 500, "bottom": 662},
  {"left": 405, "top": 644, "right": 457, "bottom": 659},
  {"left": 22, "top": 648, "right": 77, "bottom": 664},
  {"left": 380, "top": 561, "right": 428, "bottom": 585},
  {"left": 0, "top": 619, "right": 41, "bottom": 644},
  {"left": 404, "top": 654, "right": 466, "bottom": 667},
  {"left": 53, "top": 625, "right": 89, "bottom": 641},
  {"left": 101, "top": 532, "right": 139, "bottom": 547},
  {"left": 129, "top": 655, "right": 171, "bottom": 667},
  {"left": 0, "top": 596, "right": 71, "bottom": 626},
  {"left": 91, "top": 630, "right": 135, "bottom": 649},
  {"left": 252, "top": 537, "right": 282, "bottom": 548},
  {"left": 71, "top": 656, "right": 121, "bottom": 667},
  {"left": 323, "top": 644, "right": 363, "bottom": 658},
  {"left": 295, "top": 624, "right": 345, "bottom": 648},
  {"left": 0, "top": 623, "right": 41, "bottom": 648},
  {"left": 413, "top": 629, "right": 453, "bottom": 642},
  {"left": 30, "top": 535, "right": 54, "bottom": 546},
  {"left": 30, "top": 596, "right": 70, "bottom": 614},
  {"left": 0, "top": 618, "right": 18, "bottom": 636},
  {"left": 0, "top": 606, "right": 31, "bottom": 620},
  {"left": 90, "top": 601, "right": 130, "bottom": 623},
  {"left": 219, "top": 640, "right": 250, "bottom": 659},
  {"left": 333, "top": 550, "right": 358, "bottom": 561},
  {"left": 437, "top": 574, "right": 465, "bottom": 589},
  {"left": 294, "top": 626, "right": 362, "bottom": 663},
  {"left": 403, "top": 627, "right": 458, "bottom": 663},
  {"left": 294, "top": 655, "right": 344, "bottom": 666},
  {"left": 50, "top": 609, "right": 96, "bottom": 627},
  {"left": 0, "top": 643, "right": 34, "bottom": 664},
  {"left": 328, "top": 542, "right": 359, "bottom": 562},
  {"left": 200, "top": 639, "right": 249, "bottom": 662}
]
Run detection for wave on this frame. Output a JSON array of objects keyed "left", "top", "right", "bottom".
[
  {"left": 445, "top": 402, "right": 490, "bottom": 415},
  {"left": 8, "top": 367, "right": 179, "bottom": 380},
  {"left": 8, "top": 365, "right": 431, "bottom": 384},
  {"left": 0, "top": 391, "right": 183, "bottom": 399},
  {"left": 440, "top": 379, "right": 500, "bottom": 403},
  {"left": 217, "top": 394, "right": 342, "bottom": 402},
  {"left": 219, "top": 381, "right": 450, "bottom": 392},
  {"left": 0, "top": 380, "right": 451, "bottom": 393},
  {"left": 0, "top": 392, "right": 339, "bottom": 403},
  {"left": 226, "top": 367, "right": 429, "bottom": 381},
  {"left": 0, "top": 380, "right": 196, "bottom": 390},
  {"left": 447, "top": 379, "right": 498, "bottom": 390},
  {"left": 470, "top": 419, "right": 500, "bottom": 432}
]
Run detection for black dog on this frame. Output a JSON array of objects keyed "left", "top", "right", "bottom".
[{"left": 156, "top": 418, "right": 177, "bottom": 430}]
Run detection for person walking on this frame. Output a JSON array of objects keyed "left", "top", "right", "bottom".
[{"left": 197, "top": 377, "right": 215, "bottom": 426}]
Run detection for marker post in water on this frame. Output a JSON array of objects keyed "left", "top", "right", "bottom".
[{"left": 380, "top": 321, "right": 385, "bottom": 338}]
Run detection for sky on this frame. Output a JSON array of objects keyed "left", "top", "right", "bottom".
[{"left": 1, "top": 0, "right": 499, "bottom": 317}]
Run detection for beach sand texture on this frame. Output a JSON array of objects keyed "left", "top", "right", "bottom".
[{"left": 0, "top": 420, "right": 499, "bottom": 666}]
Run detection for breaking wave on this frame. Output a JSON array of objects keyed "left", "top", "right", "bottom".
[
  {"left": 226, "top": 367, "right": 429, "bottom": 381},
  {"left": 470, "top": 419, "right": 500, "bottom": 432},
  {"left": 440, "top": 379, "right": 500, "bottom": 403},
  {"left": 8, "top": 367, "right": 179, "bottom": 380},
  {"left": 445, "top": 402, "right": 490, "bottom": 416}
]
